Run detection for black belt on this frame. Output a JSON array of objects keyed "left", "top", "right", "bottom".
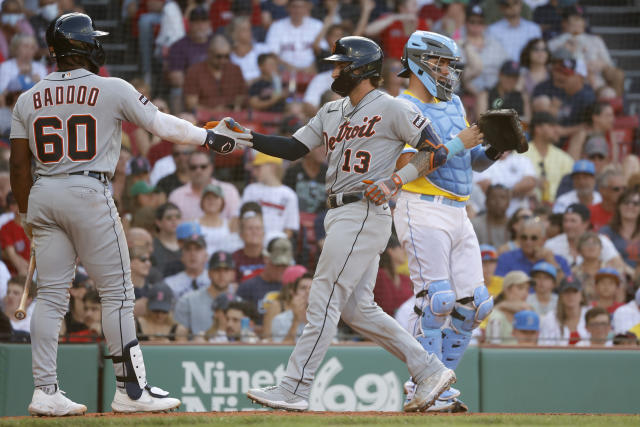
[
  {"left": 327, "top": 192, "right": 364, "bottom": 209},
  {"left": 70, "top": 171, "right": 108, "bottom": 183}
]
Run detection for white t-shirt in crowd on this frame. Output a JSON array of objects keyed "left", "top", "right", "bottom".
[
  {"left": 486, "top": 18, "right": 542, "bottom": 62},
  {"left": 231, "top": 43, "right": 273, "bottom": 83},
  {"left": 544, "top": 232, "right": 619, "bottom": 266},
  {"left": 538, "top": 306, "right": 590, "bottom": 346},
  {"left": 265, "top": 16, "right": 323, "bottom": 68},
  {"left": 612, "top": 300, "right": 640, "bottom": 335},
  {"left": 303, "top": 71, "right": 334, "bottom": 108},
  {"left": 0, "top": 59, "right": 48, "bottom": 93},
  {"left": 199, "top": 218, "right": 244, "bottom": 256},
  {"left": 241, "top": 183, "right": 300, "bottom": 236},
  {"left": 552, "top": 190, "right": 602, "bottom": 214},
  {"left": 150, "top": 155, "right": 175, "bottom": 185}
]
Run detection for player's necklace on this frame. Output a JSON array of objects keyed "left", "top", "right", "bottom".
[{"left": 341, "top": 89, "right": 383, "bottom": 122}]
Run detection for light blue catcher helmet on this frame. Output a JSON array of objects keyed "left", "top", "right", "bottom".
[{"left": 398, "top": 31, "right": 462, "bottom": 101}]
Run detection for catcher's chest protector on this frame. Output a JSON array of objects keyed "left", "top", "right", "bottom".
[{"left": 400, "top": 94, "right": 473, "bottom": 196}]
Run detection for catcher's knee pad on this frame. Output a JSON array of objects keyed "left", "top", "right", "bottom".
[
  {"left": 414, "top": 280, "right": 455, "bottom": 359},
  {"left": 451, "top": 285, "right": 493, "bottom": 333}
]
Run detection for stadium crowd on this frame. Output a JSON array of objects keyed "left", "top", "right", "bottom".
[{"left": 0, "top": 0, "right": 639, "bottom": 348}]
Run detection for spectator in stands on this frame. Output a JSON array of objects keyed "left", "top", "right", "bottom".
[
  {"left": 373, "top": 235, "right": 413, "bottom": 317},
  {"left": 236, "top": 237, "right": 293, "bottom": 314},
  {"left": 2, "top": 275, "right": 31, "bottom": 333},
  {"left": 130, "top": 246, "right": 155, "bottom": 317},
  {"left": 265, "top": 0, "right": 323, "bottom": 71},
  {"left": 546, "top": 204, "right": 622, "bottom": 269},
  {"left": 154, "top": 145, "right": 196, "bottom": 197},
  {"left": 0, "top": 0, "right": 34, "bottom": 61},
  {"left": 184, "top": 34, "right": 247, "bottom": 112},
  {"left": 528, "top": 261, "right": 558, "bottom": 318},
  {"left": 311, "top": 6, "right": 344, "bottom": 74},
  {"left": 548, "top": 5, "right": 624, "bottom": 95},
  {"left": 169, "top": 151, "right": 240, "bottom": 222},
  {"left": 486, "top": 0, "right": 541, "bottom": 62},
  {"left": 136, "top": 283, "right": 187, "bottom": 342},
  {"left": 222, "top": 300, "right": 259, "bottom": 342},
  {"left": 565, "top": 103, "right": 615, "bottom": 163},
  {"left": 571, "top": 231, "right": 611, "bottom": 303},
  {"left": 553, "top": 160, "right": 601, "bottom": 214},
  {"left": 242, "top": 153, "right": 300, "bottom": 239},
  {"left": 262, "top": 264, "right": 308, "bottom": 338},
  {"left": 82, "top": 288, "right": 102, "bottom": 339},
  {"left": 557, "top": 136, "right": 612, "bottom": 197},
  {"left": 28, "top": 0, "right": 59, "bottom": 60},
  {"left": 483, "top": 0, "right": 533, "bottom": 25},
  {"left": 229, "top": 16, "right": 272, "bottom": 84},
  {"left": 512, "top": 310, "right": 540, "bottom": 346},
  {"left": 592, "top": 267, "right": 624, "bottom": 315},
  {"left": 486, "top": 270, "right": 532, "bottom": 345},
  {"left": 612, "top": 287, "right": 640, "bottom": 336},
  {"left": 539, "top": 275, "right": 589, "bottom": 346},
  {"left": 364, "top": 0, "right": 428, "bottom": 60},
  {"left": 232, "top": 209, "right": 266, "bottom": 282},
  {"left": 61, "top": 273, "right": 91, "bottom": 340},
  {"left": 283, "top": 146, "right": 327, "bottom": 214},
  {"left": 578, "top": 306, "right": 613, "bottom": 347},
  {"left": 174, "top": 251, "right": 236, "bottom": 338},
  {"left": 532, "top": 0, "right": 563, "bottom": 40},
  {"left": 523, "top": 112, "right": 574, "bottom": 203},
  {"left": 498, "top": 207, "right": 533, "bottom": 254},
  {"left": 600, "top": 189, "right": 640, "bottom": 269},
  {"left": 0, "top": 192, "right": 30, "bottom": 275},
  {"left": 519, "top": 38, "right": 549, "bottom": 98},
  {"left": 431, "top": 0, "right": 467, "bottom": 41},
  {"left": 477, "top": 60, "right": 528, "bottom": 120},
  {"left": 248, "top": 53, "right": 289, "bottom": 112},
  {"left": 378, "top": 58, "right": 407, "bottom": 97},
  {"left": 198, "top": 184, "right": 243, "bottom": 255},
  {"left": 460, "top": 4, "right": 509, "bottom": 95},
  {"left": 164, "top": 222, "right": 211, "bottom": 299},
  {"left": 0, "top": 34, "right": 46, "bottom": 96},
  {"left": 471, "top": 184, "right": 510, "bottom": 247},
  {"left": 152, "top": 203, "right": 183, "bottom": 277},
  {"left": 271, "top": 273, "right": 312, "bottom": 343},
  {"left": 155, "top": 0, "right": 185, "bottom": 67},
  {"left": 136, "top": 0, "right": 166, "bottom": 85},
  {"left": 589, "top": 169, "right": 625, "bottom": 232},
  {"left": 166, "top": 7, "right": 212, "bottom": 113},
  {"left": 481, "top": 244, "right": 502, "bottom": 297},
  {"left": 496, "top": 217, "right": 571, "bottom": 277}
]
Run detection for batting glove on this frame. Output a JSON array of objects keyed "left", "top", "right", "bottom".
[
  {"left": 203, "top": 117, "right": 253, "bottom": 154},
  {"left": 364, "top": 173, "right": 403, "bottom": 205}
]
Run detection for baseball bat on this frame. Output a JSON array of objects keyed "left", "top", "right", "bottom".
[{"left": 14, "top": 250, "right": 35, "bottom": 321}]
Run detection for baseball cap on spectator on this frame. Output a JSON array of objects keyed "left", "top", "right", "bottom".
[
  {"left": 176, "top": 222, "right": 206, "bottom": 247},
  {"left": 480, "top": 244, "right": 498, "bottom": 261},
  {"left": 130, "top": 180, "right": 155, "bottom": 196},
  {"left": 557, "top": 275, "right": 582, "bottom": 293},
  {"left": 467, "top": 3, "right": 483, "bottom": 17},
  {"left": 551, "top": 48, "right": 587, "bottom": 78},
  {"left": 513, "top": 310, "right": 540, "bottom": 331},
  {"left": 253, "top": 152, "right": 282, "bottom": 166},
  {"left": 209, "top": 251, "right": 235, "bottom": 270},
  {"left": 282, "top": 265, "right": 308, "bottom": 286},
  {"left": 531, "top": 261, "right": 557, "bottom": 280},
  {"left": 147, "top": 283, "right": 174, "bottom": 312},
  {"left": 530, "top": 112, "right": 557, "bottom": 130},
  {"left": 583, "top": 135, "right": 609, "bottom": 158},
  {"left": 212, "top": 293, "right": 238, "bottom": 311},
  {"left": 503, "top": 270, "right": 531, "bottom": 289},
  {"left": 126, "top": 156, "right": 151, "bottom": 176},
  {"left": 202, "top": 184, "right": 224, "bottom": 199},
  {"left": 267, "top": 237, "right": 293, "bottom": 266},
  {"left": 500, "top": 60, "right": 520, "bottom": 77},
  {"left": 571, "top": 159, "right": 595, "bottom": 176},
  {"left": 565, "top": 203, "right": 590, "bottom": 222},
  {"left": 562, "top": 4, "right": 584, "bottom": 19},
  {"left": 189, "top": 6, "right": 208, "bottom": 21},
  {"left": 240, "top": 201, "right": 262, "bottom": 219},
  {"left": 595, "top": 267, "right": 621, "bottom": 285},
  {"left": 72, "top": 272, "right": 91, "bottom": 289}
]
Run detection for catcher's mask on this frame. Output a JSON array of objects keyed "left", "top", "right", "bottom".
[
  {"left": 324, "top": 36, "right": 383, "bottom": 97},
  {"left": 399, "top": 31, "right": 463, "bottom": 101}
]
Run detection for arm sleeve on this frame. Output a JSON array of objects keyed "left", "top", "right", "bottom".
[
  {"left": 147, "top": 110, "right": 207, "bottom": 146},
  {"left": 470, "top": 145, "right": 496, "bottom": 172},
  {"left": 251, "top": 133, "right": 311, "bottom": 161}
]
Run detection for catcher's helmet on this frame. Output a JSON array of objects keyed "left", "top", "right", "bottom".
[
  {"left": 324, "top": 36, "right": 383, "bottom": 97},
  {"left": 399, "top": 31, "right": 462, "bottom": 101},
  {"left": 46, "top": 13, "right": 109, "bottom": 74}
]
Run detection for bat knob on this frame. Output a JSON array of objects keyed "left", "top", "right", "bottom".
[{"left": 14, "top": 310, "right": 26, "bottom": 321}]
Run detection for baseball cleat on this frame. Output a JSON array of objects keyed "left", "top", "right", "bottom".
[
  {"left": 28, "top": 388, "right": 87, "bottom": 416},
  {"left": 427, "top": 397, "right": 469, "bottom": 413},
  {"left": 403, "top": 368, "right": 456, "bottom": 412},
  {"left": 247, "top": 385, "right": 309, "bottom": 411},
  {"left": 437, "top": 387, "right": 461, "bottom": 401},
  {"left": 111, "top": 387, "right": 181, "bottom": 413}
]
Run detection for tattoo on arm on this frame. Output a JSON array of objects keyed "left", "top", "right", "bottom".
[{"left": 408, "top": 146, "right": 448, "bottom": 176}]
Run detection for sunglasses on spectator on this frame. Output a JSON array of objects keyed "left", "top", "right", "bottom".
[
  {"left": 519, "top": 234, "right": 539, "bottom": 241},
  {"left": 190, "top": 164, "right": 209, "bottom": 170},
  {"left": 468, "top": 18, "right": 484, "bottom": 25},
  {"left": 622, "top": 199, "right": 640, "bottom": 206},
  {"left": 587, "top": 321, "right": 610, "bottom": 328},
  {"left": 588, "top": 154, "right": 605, "bottom": 161},
  {"left": 501, "top": 0, "right": 520, "bottom": 8},
  {"left": 214, "top": 53, "right": 230, "bottom": 59},
  {"left": 163, "top": 214, "right": 181, "bottom": 221},
  {"left": 608, "top": 186, "right": 625, "bottom": 192},
  {"left": 532, "top": 45, "right": 546, "bottom": 52},
  {"left": 135, "top": 256, "right": 151, "bottom": 263}
]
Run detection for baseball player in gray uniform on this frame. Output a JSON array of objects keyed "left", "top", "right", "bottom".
[
  {"left": 243, "top": 36, "right": 482, "bottom": 412},
  {"left": 10, "top": 13, "right": 250, "bottom": 416}
]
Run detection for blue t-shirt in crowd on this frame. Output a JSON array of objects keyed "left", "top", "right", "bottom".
[
  {"left": 495, "top": 248, "right": 571, "bottom": 277},
  {"left": 236, "top": 275, "right": 282, "bottom": 314}
]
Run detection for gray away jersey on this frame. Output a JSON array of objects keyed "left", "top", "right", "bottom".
[
  {"left": 293, "top": 89, "right": 430, "bottom": 194},
  {"left": 10, "top": 68, "right": 158, "bottom": 178}
]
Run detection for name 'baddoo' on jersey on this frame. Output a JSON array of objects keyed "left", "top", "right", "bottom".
[{"left": 32, "top": 83, "right": 100, "bottom": 110}]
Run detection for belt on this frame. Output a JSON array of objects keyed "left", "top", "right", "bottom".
[
  {"left": 70, "top": 171, "right": 108, "bottom": 183},
  {"left": 327, "top": 191, "right": 364, "bottom": 209},
  {"left": 420, "top": 194, "right": 467, "bottom": 208}
]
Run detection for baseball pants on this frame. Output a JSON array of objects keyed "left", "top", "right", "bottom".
[
  {"left": 280, "top": 199, "right": 444, "bottom": 399},
  {"left": 28, "top": 175, "right": 135, "bottom": 387}
]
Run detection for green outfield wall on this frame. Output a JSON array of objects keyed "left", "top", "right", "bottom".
[{"left": 1, "top": 343, "right": 638, "bottom": 416}]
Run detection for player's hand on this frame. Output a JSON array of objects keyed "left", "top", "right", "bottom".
[
  {"left": 203, "top": 117, "right": 253, "bottom": 154},
  {"left": 363, "top": 174, "right": 403, "bottom": 205},
  {"left": 457, "top": 125, "right": 484, "bottom": 149}
]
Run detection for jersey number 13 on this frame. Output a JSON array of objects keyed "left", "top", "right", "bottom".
[{"left": 34, "top": 114, "right": 97, "bottom": 163}]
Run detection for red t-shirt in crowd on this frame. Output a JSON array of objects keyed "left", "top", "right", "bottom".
[
  {"left": 380, "top": 17, "right": 429, "bottom": 59},
  {"left": 589, "top": 203, "right": 613, "bottom": 232},
  {"left": 373, "top": 269, "right": 414, "bottom": 316},
  {"left": 0, "top": 219, "right": 30, "bottom": 274},
  {"left": 590, "top": 300, "right": 624, "bottom": 315},
  {"left": 232, "top": 249, "right": 265, "bottom": 283}
]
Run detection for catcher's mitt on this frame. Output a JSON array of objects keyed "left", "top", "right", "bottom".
[{"left": 478, "top": 109, "right": 528, "bottom": 154}]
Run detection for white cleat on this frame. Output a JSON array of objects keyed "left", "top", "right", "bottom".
[
  {"left": 247, "top": 385, "right": 309, "bottom": 411},
  {"left": 403, "top": 368, "right": 456, "bottom": 412},
  {"left": 111, "top": 387, "right": 181, "bottom": 413},
  {"left": 28, "top": 389, "right": 87, "bottom": 417}
]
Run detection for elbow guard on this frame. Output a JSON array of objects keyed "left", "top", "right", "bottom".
[{"left": 416, "top": 122, "right": 448, "bottom": 170}]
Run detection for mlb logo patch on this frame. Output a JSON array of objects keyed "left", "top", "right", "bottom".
[
  {"left": 139, "top": 94, "right": 149, "bottom": 105},
  {"left": 412, "top": 115, "right": 426, "bottom": 129}
]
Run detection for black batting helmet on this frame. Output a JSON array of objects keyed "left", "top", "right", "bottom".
[
  {"left": 324, "top": 36, "right": 383, "bottom": 96},
  {"left": 46, "top": 13, "right": 109, "bottom": 74}
]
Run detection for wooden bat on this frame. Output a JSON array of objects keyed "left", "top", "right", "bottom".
[{"left": 14, "top": 250, "right": 35, "bottom": 321}]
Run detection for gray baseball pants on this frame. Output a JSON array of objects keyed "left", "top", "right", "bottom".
[{"left": 280, "top": 199, "right": 444, "bottom": 399}]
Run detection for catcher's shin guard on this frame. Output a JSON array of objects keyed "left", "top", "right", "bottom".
[{"left": 415, "top": 280, "right": 455, "bottom": 358}]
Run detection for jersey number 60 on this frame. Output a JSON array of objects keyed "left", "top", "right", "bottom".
[{"left": 34, "top": 114, "right": 97, "bottom": 164}]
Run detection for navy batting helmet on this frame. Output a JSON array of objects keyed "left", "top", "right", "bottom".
[
  {"left": 46, "top": 13, "right": 109, "bottom": 74},
  {"left": 324, "top": 36, "right": 383, "bottom": 97}
]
